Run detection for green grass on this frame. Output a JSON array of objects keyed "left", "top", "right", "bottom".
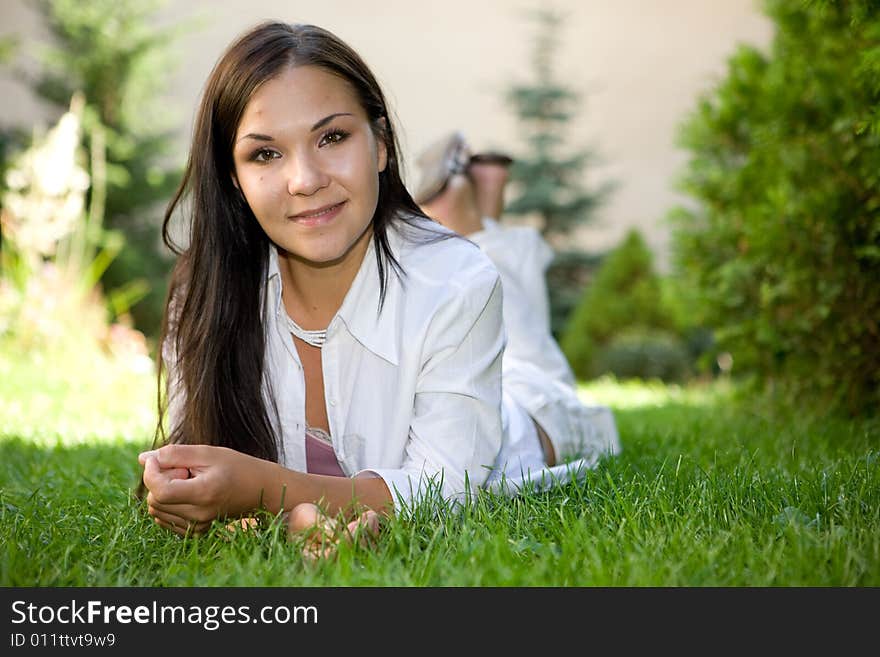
[{"left": 1, "top": 357, "right": 877, "bottom": 586}]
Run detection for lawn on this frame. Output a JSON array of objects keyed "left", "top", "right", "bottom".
[{"left": 1, "top": 353, "right": 877, "bottom": 586}]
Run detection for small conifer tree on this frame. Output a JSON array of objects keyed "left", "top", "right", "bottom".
[
  {"left": 503, "top": 8, "right": 610, "bottom": 338},
  {"left": 561, "top": 229, "right": 674, "bottom": 379}
]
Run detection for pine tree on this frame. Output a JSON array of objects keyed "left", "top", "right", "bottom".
[
  {"left": 503, "top": 8, "right": 610, "bottom": 337},
  {"left": 504, "top": 8, "right": 605, "bottom": 239}
]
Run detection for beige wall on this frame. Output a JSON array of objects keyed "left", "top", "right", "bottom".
[{"left": 0, "top": 0, "right": 773, "bottom": 270}]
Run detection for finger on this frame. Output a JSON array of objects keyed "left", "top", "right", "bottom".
[
  {"left": 287, "top": 503, "right": 325, "bottom": 534},
  {"left": 151, "top": 466, "right": 190, "bottom": 480},
  {"left": 153, "top": 515, "right": 190, "bottom": 538},
  {"left": 148, "top": 505, "right": 193, "bottom": 530},
  {"left": 146, "top": 496, "right": 210, "bottom": 527},
  {"left": 148, "top": 496, "right": 214, "bottom": 525},
  {"left": 345, "top": 512, "right": 378, "bottom": 543},
  {"left": 143, "top": 457, "right": 199, "bottom": 505},
  {"left": 149, "top": 507, "right": 210, "bottom": 535},
  {"left": 138, "top": 455, "right": 188, "bottom": 492},
  {"left": 153, "top": 516, "right": 179, "bottom": 534},
  {"left": 152, "top": 443, "right": 216, "bottom": 469},
  {"left": 301, "top": 533, "right": 340, "bottom": 562},
  {"left": 288, "top": 503, "right": 339, "bottom": 538},
  {"left": 140, "top": 445, "right": 202, "bottom": 470},
  {"left": 288, "top": 505, "right": 341, "bottom": 561},
  {"left": 168, "top": 467, "right": 191, "bottom": 480},
  {"left": 159, "top": 518, "right": 210, "bottom": 538},
  {"left": 225, "top": 517, "right": 259, "bottom": 533},
  {"left": 138, "top": 450, "right": 157, "bottom": 466},
  {"left": 359, "top": 510, "right": 380, "bottom": 537},
  {"left": 139, "top": 449, "right": 196, "bottom": 478}
]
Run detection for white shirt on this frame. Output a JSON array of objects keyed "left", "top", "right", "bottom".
[
  {"left": 165, "top": 216, "right": 620, "bottom": 511},
  {"left": 260, "top": 220, "right": 504, "bottom": 512}
]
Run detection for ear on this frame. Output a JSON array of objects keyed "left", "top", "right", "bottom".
[
  {"left": 375, "top": 117, "right": 388, "bottom": 174},
  {"left": 231, "top": 173, "right": 241, "bottom": 190}
]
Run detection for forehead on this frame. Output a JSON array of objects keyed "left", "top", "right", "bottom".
[{"left": 237, "top": 65, "right": 364, "bottom": 132}]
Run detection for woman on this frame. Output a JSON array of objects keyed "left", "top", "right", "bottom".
[
  {"left": 138, "top": 21, "right": 506, "bottom": 544},
  {"left": 138, "top": 22, "right": 618, "bottom": 551}
]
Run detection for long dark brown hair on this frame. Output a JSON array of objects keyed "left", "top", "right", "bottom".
[{"left": 141, "top": 22, "right": 439, "bottom": 488}]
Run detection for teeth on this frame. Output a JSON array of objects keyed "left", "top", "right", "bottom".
[{"left": 300, "top": 204, "right": 338, "bottom": 218}]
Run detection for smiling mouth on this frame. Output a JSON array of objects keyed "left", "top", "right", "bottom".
[{"left": 289, "top": 201, "right": 346, "bottom": 224}]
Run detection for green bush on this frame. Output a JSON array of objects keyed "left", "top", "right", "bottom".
[
  {"left": 560, "top": 229, "right": 676, "bottom": 379},
  {"left": 659, "top": 273, "right": 718, "bottom": 374},
  {"left": 670, "top": 0, "right": 880, "bottom": 415},
  {"left": 545, "top": 248, "right": 603, "bottom": 340},
  {"left": 593, "top": 329, "right": 692, "bottom": 382}
]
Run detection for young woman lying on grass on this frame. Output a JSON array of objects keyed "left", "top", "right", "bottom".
[{"left": 137, "top": 21, "right": 619, "bottom": 558}]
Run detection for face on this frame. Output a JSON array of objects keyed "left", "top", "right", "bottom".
[{"left": 232, "top": 65, "right": 387, "bottom": 267}]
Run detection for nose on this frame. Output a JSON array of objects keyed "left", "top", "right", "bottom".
[{"left": 286, "top": 149, "right": 330, "bottom": 196}]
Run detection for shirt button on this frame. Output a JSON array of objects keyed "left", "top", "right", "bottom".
[{"left": 329, "top": 399, "right": 336, "bottom": 407}]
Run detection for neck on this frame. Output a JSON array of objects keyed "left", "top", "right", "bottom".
[{"left": 277, "top": 228, "right": 372, "bottom": 329}]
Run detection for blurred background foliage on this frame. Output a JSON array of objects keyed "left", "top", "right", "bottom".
[
  {"left": 0, "top": 0, "right": 185, "bottom": 434},
  {"left": 3, "top": 0, "right": 187, "bottom": 341},
  {"left": 669, "top": 0, "right": 880, "bottom": 415},
  {"left": 550, "top": 0, "right": 879, "bottom": 417},
  {"left": 0, "top": 91, "right": 156, "bottom": 440},
  {"left": 560, "top": 229, "right": 713, "bottom": 384},
  {"left": 502, "top": 8, "right": 612, "bottom": 340},
  {"left": 1, "top": 0, "right": 877, "bottom": 435}
]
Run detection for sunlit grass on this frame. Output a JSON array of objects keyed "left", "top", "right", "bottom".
[
  {"left": 0, "top": 345, "right": 156, "bottom": 445},
  {"left": 579, "top": 374, "right": 731, "bottom": 409}
]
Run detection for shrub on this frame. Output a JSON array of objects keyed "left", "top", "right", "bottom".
[
  {"left": 670, "top": 0, "right": 880, "bottom": 415},
  {"left": 545, "top": 248, "right": 603, "bottom": 340},
  {"left": 501, "top": 9, "right": 612, "bottom": 337},
  {"left": 560, "top": 229, "right": 675, "bottom": 379},
  {"left": 593, "top": 329, "right": 692, "bottom": 382}
]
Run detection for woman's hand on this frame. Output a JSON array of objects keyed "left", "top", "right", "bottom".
[
  {"left": 138, "top": 444, "right": 271, "bottom": 537},
  {"left": 287, "top": 502, "right": 380, "bottom": 561}
]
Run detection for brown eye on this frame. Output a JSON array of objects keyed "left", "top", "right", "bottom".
[
  {"left": 319, "top": 129, "right": 349, "bottom": 147},
  {"left": 252, "top": 148, "right": 280, "bottom": 163}
]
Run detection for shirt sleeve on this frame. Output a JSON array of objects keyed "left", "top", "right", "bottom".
[{"left": 356, "top": 266, "right": 506, "bottom": 514}]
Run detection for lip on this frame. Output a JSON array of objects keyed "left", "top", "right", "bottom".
[{"left": 288, "top": 201, "right": 346, "bottom": 226}]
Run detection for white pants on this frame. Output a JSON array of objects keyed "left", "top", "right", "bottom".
[
  {"left": 484, "top": 389, "right": 546, "bottom": 487},
  {"left": 471, "top": 218, "right": 621, "bottom": 491}
]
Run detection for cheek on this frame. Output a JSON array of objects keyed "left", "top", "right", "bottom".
[
  {"left": 330, "top": 144, "right": 380, "bottom": 195},
  {"left": 240, "top": 175, "right": 275, "bottom": 211},
  {"left": 349, "top": 157, "right": 381, "bottom": 206}
]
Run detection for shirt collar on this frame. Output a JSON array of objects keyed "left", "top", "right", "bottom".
[{"left": 266, "top": 226, "right": 404, "bottom": 366}]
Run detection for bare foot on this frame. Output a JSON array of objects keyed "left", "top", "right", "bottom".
[
  {"left": 468, "top": 160, "right": 510, "bottom": 221},
  {"left": 419, "top": 174, "right": 484, "bottom": 236}
]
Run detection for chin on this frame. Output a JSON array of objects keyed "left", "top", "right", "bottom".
[{"left": 297, "top": 240, "right": 358, "bottom": 266}]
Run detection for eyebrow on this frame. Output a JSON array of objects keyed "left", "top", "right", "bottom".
[{"left": 236, "top": 112, "right": 354, "bottom": 144}]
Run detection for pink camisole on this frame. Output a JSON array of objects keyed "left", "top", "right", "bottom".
[{"left": 304, "top": 426, "right": 346, "bottom": 477}]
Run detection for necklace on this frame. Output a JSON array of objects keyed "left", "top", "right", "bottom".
[{"left": 284, "top": 312, "right": 327, "bottom": 348}]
